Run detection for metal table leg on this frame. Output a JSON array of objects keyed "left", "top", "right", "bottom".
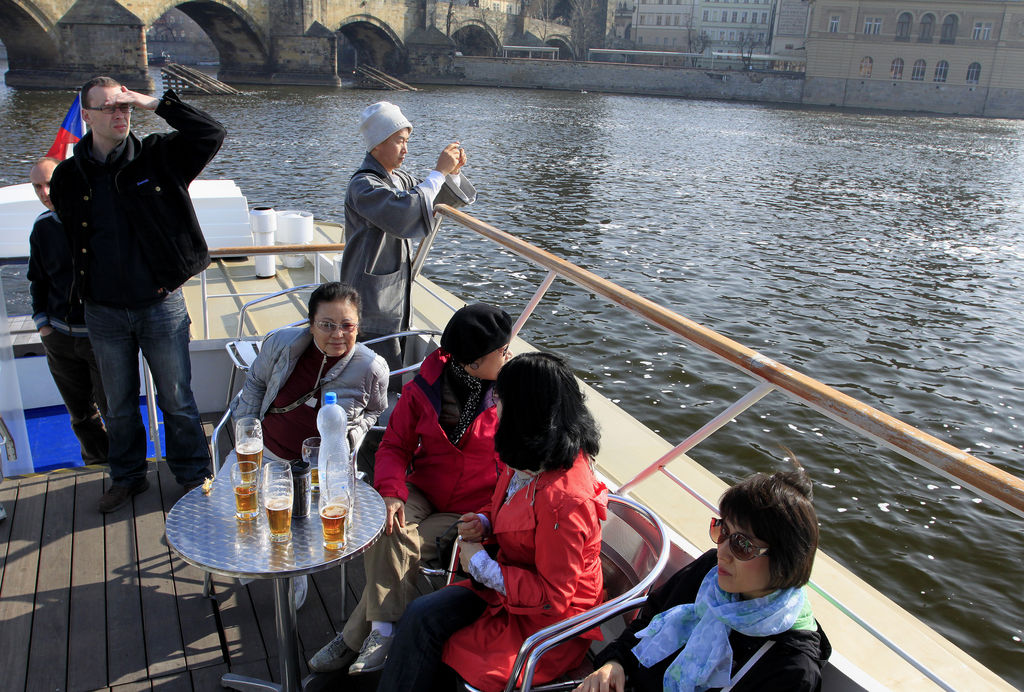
[{"left": 222, "top": 578, "right": 302, "bottom": 691}]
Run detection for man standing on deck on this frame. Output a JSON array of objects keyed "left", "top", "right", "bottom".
[
  {"left": 50, "top": 77, "right": 225, "bottom": 513},
  {"left": 340, "top": 101, "right": 476, "bottom": 375},
  {"left": 27, "top": 156, "right": 109, "bottom": 466}
]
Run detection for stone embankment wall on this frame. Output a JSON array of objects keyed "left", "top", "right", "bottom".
[{"left": 415, "top": 56, "right": 805, "bottom": 105}]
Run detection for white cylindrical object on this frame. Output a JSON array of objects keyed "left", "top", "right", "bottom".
[
  {"left": 278, "top": 210, "right": 314, "bottom": 269},
  {"left": 250, "top": 207, "right": 277, "bottom": 277}
]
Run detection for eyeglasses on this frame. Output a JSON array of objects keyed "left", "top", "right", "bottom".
[
  {"left": 500, "top": 344, "right": 511, "bottom": 358},
  {"left": 313, "top": 320, "right": 358, "bottom": 334},
  {"left": 84, "top": 104, "right": 135, "bottom": 115},
  {"left": 709, "top": 517, "right": 769, "bottom": 561}
]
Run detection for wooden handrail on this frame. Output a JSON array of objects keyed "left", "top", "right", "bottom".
[
  {"left": 210, "top": 243, "right": 345, "bottom": 257},
  {"left": 433, "top": 204, "right": 1024, "bottom": 518}
]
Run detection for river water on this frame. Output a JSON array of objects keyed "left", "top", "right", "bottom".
[{"left": 2, "top": 71, "right": 1023, "bottom": 686}]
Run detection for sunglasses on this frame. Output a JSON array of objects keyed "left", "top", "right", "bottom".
[{"left": 709, "top": 517, "right": 769, "bottom": 561}]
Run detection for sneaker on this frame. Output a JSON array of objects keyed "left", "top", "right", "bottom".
[
  {"left": 348, "top": 629, "right": 394, "bottom": 675},
  {"left": 98, "top": 477, "right": 150, "bottom": 513},
  {"left": 292, "top": 575, "right": 308, "bottom": 611},
  {"left": 308, "top": 633, "right": 359, "bottom": 673}
]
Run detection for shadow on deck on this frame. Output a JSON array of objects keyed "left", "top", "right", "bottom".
[{"left": 0, "top": 461, "right": 381, "bottom": 691}]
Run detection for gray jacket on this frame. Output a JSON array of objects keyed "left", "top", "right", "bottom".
[
  {"left": 340, "top": 153, "right": 476, "bottom": 334},
  {"left": 231, "top": 328, "right": 389, "bottom": 447}
]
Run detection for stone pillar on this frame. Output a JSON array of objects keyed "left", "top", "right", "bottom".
[
  {"left": 52, "top": 0, "right": 153, "bottom": 91},
  {"left": 267, "top": 0, "right": 340, "bottom": 85}
]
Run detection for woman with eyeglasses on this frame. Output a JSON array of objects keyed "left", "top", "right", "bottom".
[
  {"left": 309, "top": 303, "right": 513, "bottom": 675},
  {"left": 375, "top": 351, "right": 607, "bottom": 692},
  {"left": 232, "top": 281, "right": 389, "bottom": 463},
  {"left": 575, "top": 466, "right": 831, "bottom": 692}
]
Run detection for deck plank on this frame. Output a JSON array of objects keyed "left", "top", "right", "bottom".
[
  {"left": 68, "top": 466, "right": 111, "bottom": 691},
  {"left": 0, "top": 474, "right": 47, "bottom": 692},
  {"left": 135, "top": 462, "right": 189, "bottom": 679},
  {"left": 104, "top": 469, "right": 149, "bottom": 686},
  {"left": 213, "top": 570, "right": 272, "bottom": 669},
  {"left": 25, "top": 472, "right": 75, "bottom": 692},
  {"left": 156, "top": 462, "right": 225, "bottom": 673},
  {"left": 0, "top": 474, "right": 18, "bottom": 602}
]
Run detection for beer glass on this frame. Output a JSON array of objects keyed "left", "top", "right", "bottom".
[
  {"left": 235, "top": 417, "right": 264, "bottom": 468},
  {"left": 231, "top": 460, "right": 260, "bottom": 520},
  {"left": 262, "top": 460, "right": 293, "bottom": 543},
  {"left": 320, "top": 495, "right": 348, "bottom": 550},
  {"left": 302, "top": 437, "right": 321, "bottom": 492}
]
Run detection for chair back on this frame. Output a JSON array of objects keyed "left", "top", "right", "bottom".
[{"left": 600, "top": 495, "right": 668, "bottom": 603}]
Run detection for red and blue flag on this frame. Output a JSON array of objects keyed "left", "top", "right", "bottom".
[{"left": 45, "top": 94, "right": 86, "bottom": 160}]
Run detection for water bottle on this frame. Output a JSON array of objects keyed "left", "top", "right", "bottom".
[{"left": 317, "top": 392, "right": 354, "bottom": 529}]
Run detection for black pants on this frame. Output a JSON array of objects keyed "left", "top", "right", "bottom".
[{"left": 40, "top": 329, "right": 109, "bottom": 464}]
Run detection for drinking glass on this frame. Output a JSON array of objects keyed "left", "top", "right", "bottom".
[
  {"left": 320, "top": 498, "right": 348, "bottom": 550},
  {"left": 231, "top": 460, "right": 260, "bottom": 521},
  {"left": 235, "top": 417, "right": 264, "bottom": 468},
  {"left": 262, "top": 460, "right": 293, "bottom": 543},
  {"left": 302, "top": 437, "right": 321, "bottom": 492}
]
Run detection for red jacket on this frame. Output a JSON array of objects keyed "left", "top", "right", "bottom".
[
  {"left": 374, "top": 349, "right": 503, "bottom": 513},
  {"left": 443, "top": 453, "right": 608, "bottom": 691}
]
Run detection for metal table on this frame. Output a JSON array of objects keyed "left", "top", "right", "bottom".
[{"left": 165, "top": 474, "right": 385, "bottom": 691}]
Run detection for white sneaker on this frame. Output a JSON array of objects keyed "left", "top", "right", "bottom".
[
  {"left": 292, "top": 575, "right": 308, "bottom": 610},
  {"left": 348, "top": 629, "right": 394, "bottom": 674}
]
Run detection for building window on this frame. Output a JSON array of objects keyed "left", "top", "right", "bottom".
[
  {"left": 639, "top": 15, "right": 644, "bottom": 24},
  {"left": 828, "top": 15, "right": 840, "bottom": 33},
  {"left": 761, "top": 12, "right": 767, "bottom": 23},
  {"left": 860, "top": 56, "right": 873, "bottom": 77},
  {"left": 934, "top": 60, "right": 948, "bottom": 82},
  {"left": 674, "top": 15, "right": 679, "bottom": 25},
  {"left": 729, "top": 30, "right": 736, "bottom": 40},
  {"left": 940, "top": 15, "right": 958, "bottom": 43},
  {"left": 973, "top": 22, "right": 992, "bottom": 40},
  {"left": 895, "top": 12, "right": 912, "bottom": 40},
  {"left": 732, "top": 11, "right": 738, "bottom": 22},
  {"left": 703, "top": 9, "right": 709, "bottom": 20},
  {"left": 719, "top": 30, "right": 725, "bottom": 39},
  {"left": 890, "top": 57, "right": 904, "bottom": 79},
  {"left": 919, "top": 13, "right": 935, "bottom": 41},
  {"left": 741, "top": 12, "right": 747, "bottom": 22},
  {"left": 966, "top": 62, "right": 981, "bottom": 83},
  {"left": 864, "top": 17, "right": 882, "bottom": 35},
  {"left": 758, "top": 31, "right": 765, "bottom": 40},
  {"left": 911, "top": 59, "right": 926, "bottom": 80},
  {"left": 656, "top": 14, "right": 661, "bottom": 25}
]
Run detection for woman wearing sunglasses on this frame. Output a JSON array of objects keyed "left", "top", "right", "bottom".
[{"left": 575, "top": 466, "right": 831, "bottom": 692}]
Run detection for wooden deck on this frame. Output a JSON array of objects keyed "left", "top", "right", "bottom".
[{"left": 0, "top": 461, "right": 381, "bottom": 692}]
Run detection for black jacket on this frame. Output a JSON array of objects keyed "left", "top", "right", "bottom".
[
  {"left": 49, "top": 90, "right": 225, "bottom": 300},
  {"left": 27, "top": 210, "right": 87, "bottom": 335},
  {"left": 593, "top": 550, "right": 832, "bottom": 692}
]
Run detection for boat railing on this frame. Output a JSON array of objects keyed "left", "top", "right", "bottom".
[{"left": 431, "top": 203, "right": 1024, "bottom": 692}]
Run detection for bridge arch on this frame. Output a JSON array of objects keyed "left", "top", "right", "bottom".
[
  {"left": 338, "top": 15, "right": 406, "bottom": 73},
  {"left": 0, "top": 0, "right": 60, "bottom": 72},
  {"left": 545, "top": 35, "right": 572, "bottom": 60},
  {"left": 451, "top": 20, "right": 499, "bottom": 56},
  {"left": 147, "top": 0, "right": 268, "bottom": 74}
]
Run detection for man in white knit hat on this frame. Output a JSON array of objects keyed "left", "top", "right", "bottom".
[{"left": 339, "top": 101, "right": 476, "bottom": 379}]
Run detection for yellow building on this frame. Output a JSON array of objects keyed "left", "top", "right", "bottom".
[{"left": 803, "top": 0, "right": 1024, "bottom": 117}]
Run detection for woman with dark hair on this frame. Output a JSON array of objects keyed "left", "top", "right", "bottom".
[
  {"left": 231, "top": 281, "right": 389, "bottom": 459},
  {"left": 375, "top": 352, "right": 608, "bottom": 692},
  {"left": 310, "top": 303, "right": 513, "bottom": 675},
  {"left": 574, "top": 467, "right": 831, "bottom": 692}
]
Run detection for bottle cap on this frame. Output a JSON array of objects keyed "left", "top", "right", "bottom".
[{"left": 324, "top": 392, "right": 337, "bottom": 405}]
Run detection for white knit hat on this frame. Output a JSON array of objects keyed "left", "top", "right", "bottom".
[{"left": 359, "top": 101, "right": 413, "bottom": 151}]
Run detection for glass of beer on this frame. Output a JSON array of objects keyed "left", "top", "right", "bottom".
[
  {"left": 302, "top": 437, "right": 321, "bottom": 492},
  {"left": 262, "top": 460, "right": 293, "bottom": 543},
  {"left": 235, "top": 417, "right": 264, "bottom": 468},
  {"left": 231, "top": 460, "right": 260, "bottom": 521},
  {"left": 320, "top": 493, "right": 349, "bottom": 550}
]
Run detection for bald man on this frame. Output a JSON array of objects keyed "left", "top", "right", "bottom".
[{"left": 27, "top": 156, "right": 109, "bottom": 466}]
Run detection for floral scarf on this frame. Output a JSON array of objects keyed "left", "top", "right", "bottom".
[
  {"left": 631, "top": 565, "right": 805, "bottom": 692},
  {"left": 445, "top": 359, "right": 483, "bottom": 445}
]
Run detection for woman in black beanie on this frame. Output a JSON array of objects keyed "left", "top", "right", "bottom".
[{"left": 310, "top": 303, "right": 513, "bottom": 675}]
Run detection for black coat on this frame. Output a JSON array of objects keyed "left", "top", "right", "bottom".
[
  {"left": 27, "top": 210, "right": 86, "bottom": 335},
  {"left": 50, "top": 90, "right": 225, "bottom": 299},
  {"left": 592, "top": 550, "right": 832, "bottom": 692}
]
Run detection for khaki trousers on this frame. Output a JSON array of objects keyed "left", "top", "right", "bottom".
[{"left": 342, "top": 483, "right": 460, "bottom": 648}]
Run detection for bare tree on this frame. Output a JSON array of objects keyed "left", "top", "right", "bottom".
[
  {"left": 568, "top": 0, "right": 601, "bottom": 59},
  {"left": 739, "top": 34, "right": 761, "bottom": 68}
]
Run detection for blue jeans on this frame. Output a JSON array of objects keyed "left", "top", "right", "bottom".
[
  {"left": 376, "top": 585, "right": 486, "bottom": 692},
  {"left": 85, "top": 290, "right": 211, "bottom": 486}
]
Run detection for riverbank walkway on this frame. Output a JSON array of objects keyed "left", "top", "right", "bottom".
[{"left": 0, "top": 458, "right": 381, "bottom": 691}]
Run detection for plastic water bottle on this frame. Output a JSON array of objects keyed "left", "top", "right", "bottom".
[{"left": 317, "top": 392, "right": 354, "bottom": 521}]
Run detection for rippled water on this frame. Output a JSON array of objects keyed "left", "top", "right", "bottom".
[{"left": 2, "top": 72, "right": 1023, "bottom": 686}]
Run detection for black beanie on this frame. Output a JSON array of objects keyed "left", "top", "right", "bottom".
[{"left": 440, "top": 303, "right": 513, "bottom": 365}]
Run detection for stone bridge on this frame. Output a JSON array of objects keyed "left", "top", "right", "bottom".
[{"left": 1, "top": 0, "right": 577, "bottom": 89}]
